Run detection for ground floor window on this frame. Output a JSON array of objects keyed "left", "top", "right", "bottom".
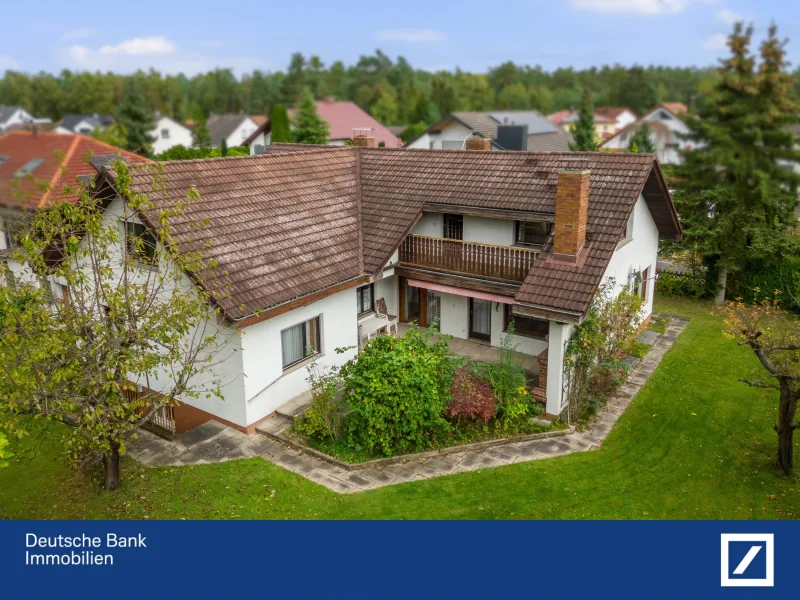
[
  {"left": 281, "top": 316, "right": 321, "bottom": 369},
  {"left": 356, "top": 283, "right": 374, "bottom": 316},
  {"left": 503, "top": 305, "right": 549, "bottom": 340}
]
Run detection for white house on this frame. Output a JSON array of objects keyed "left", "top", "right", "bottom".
[
  {"left": 207, "top": 114, "right": 259, "bottom": 148},
  {"left": 149, "top": 116, "right": 194, "bottom": 154},
  {"left": 595, "top": 107, "right": 638, "bottom": 134},
  {"left": 54, "top": 114, "right": 115, "bottom": 135},
  {"left": 405, "top": 111, "right": 573, "bottom": 152},
  {"left": 0, "top": 106, "right": 50, "bottom": 134},
  {"left": 42, "top": 144, "right": 677, "bottom": 435},
  {"left": 602, "top": 103, "right": 698, "bottom": 164}
]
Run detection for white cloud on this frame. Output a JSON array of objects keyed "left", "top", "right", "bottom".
[
  {"left": 374, "top": 28, "right": 445, "bottom": 42},
  {"left": 715, "top": 8, "right": 749, "bottom": 25},
  {"left": 705, "top": 32, "right": 729, "bottom": 51},
  {"left": 61, "top": 28, "right": 97, "bottom": 41},
  {"left": 59, "top": 37, "right": 269, "bottom": 76},
  {"left": 97, "top": 36, "right": 176, "bottom": 56},
  {"left": 571, "top": 0, "right": 720, "bottom": 14},
  {"left": 0, "top": 55, "right": 19, "bottom": 73}
]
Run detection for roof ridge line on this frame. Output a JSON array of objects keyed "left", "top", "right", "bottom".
[{"left": 38, "top": 134, "right": 81, "bottom": 209}]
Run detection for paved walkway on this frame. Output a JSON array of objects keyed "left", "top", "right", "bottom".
[{"left": 127, "top": 314, "right": 688, "bottom": 494}]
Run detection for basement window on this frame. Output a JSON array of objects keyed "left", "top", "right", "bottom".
[
  {"left": 281, "top": 316, "right": 321, "bottom": 370},
  {"left": 503, "top": 305, "right": 549, "bottom": 340}
]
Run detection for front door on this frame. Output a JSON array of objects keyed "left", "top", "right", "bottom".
[{"left": 469, "top": 298, "right": 491, "bottom": 341}]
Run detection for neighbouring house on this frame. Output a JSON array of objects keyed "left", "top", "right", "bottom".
[
  {"left": 601, "top": 102, "right": 697, "bottom": 164},
  {"left": 149, "top": 115, "right": 194, "bottom": 154},
  {"left": 54, "top": 113, "right": 115, "bottom": 135},
  {"left": 594, "top": 106, "right": 638, "bottom": 134},
  {"left": 547, "top": 109, "right": 616, "bottom": 141},
  {"left": 243, "top": 98, "right": 404, "bottom": 154},
  {"left": 0, "top": 105, "right": 51, "bottom": 134},
  {"left": 251, "top": 114, "right": 268, "bottom": 127},
  {"left": 49, "top": 143, "right": 679, "bottom": 434},
  {"left": 207, "top": 114, "right": 260, "bottom": 148},
  {"left": 405, "top": 111, "right": 573, "bottom": 152},
  {"left": 0, "top": 131, "right": 148, "bottom": 286}
]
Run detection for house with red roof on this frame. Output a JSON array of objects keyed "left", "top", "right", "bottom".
[
  {"left": 0, "top": 131, "right": 148, "bottom": 289},
  {"left": 243, "top": 98, "right": 403, "bottom": 153}
]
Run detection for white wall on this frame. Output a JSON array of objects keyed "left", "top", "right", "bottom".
[
  {"left": 225, "top": 117, "right": 259, "bottom": 148},
  {"left": 412, "top": 212, "right": 442, "bottom": 236},
  {"left": 406, "top": 121, "right": 472, "bottom": 149},
  {"left": 493, "top": 308, "right": 549, "bottom": 357},
  {"left": 615, "top": 110, "right": 637, "bottom": 130},
  {"left": 248, "top": 131, "right": 270, "bottom": 155},
  {"left": 374, "top": 274, "right": 398, "bottom": 314},
  {"left": 463, "top": 216, "right": 514, "bottom": 246},
  {"left": 437, "top": 291, "right": 469, "bottom": 339},
  {"left": 602, "top": 194, "right": 659, "bottom": 319},
  {"left": 150, "top": 117, "right": 194, "bottom": 155},
  {"left": 241, "top": 286, "right": 359, "bottom": 424},
  {"left": 545, "top": 321, "right": 573, "bottom": 416},
  {"left": 96, "top": 198, "right": 247, "bottom": 425}
]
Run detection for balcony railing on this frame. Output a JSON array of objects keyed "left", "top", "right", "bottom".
[{"left": 399, "top": 234, "right": 539, "bottom": 283}]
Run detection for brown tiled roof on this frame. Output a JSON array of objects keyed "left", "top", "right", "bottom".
[
  {"left": 516, "top": 153, "right": 673, "bottom": 318},
  {"left": 124, "top": 150, "right": 361, "bottom": 321},
  {"left": 118, "top": 145, "right": 678, "bottom": 324},
  {"left": 595, "top": 106, "right": 635, "bottom": 120},
  {"left": 658, "top": 102, "right": 688, "bottom": 116}
]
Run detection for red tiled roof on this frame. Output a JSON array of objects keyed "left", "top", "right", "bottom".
[
  {"left": 250, "top": 114, "right": 268, "bottom": 126},
  {"left": 657, "top": 102, "right": 688, "bottom": 116},
  {"left": 595, "top": 106, "right": 635, "bottom": 120},
  {"left": 547, "top": 110, "right": 574, "bottom": 126},
  {"left": 0, "top": 131, "right": 148, "bottom": 209},
  {"left": 288, "top": 100, "right": 403, "bottom": 147}
]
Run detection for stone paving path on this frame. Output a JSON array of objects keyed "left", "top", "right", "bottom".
[{"left": 128, "top": 314, "right": 688, "bottom": 494}]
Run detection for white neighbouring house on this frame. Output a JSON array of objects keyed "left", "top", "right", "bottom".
[
  {"left": 0, "top": 106, "right": 51, "bottom": 134},
  {"left": 601, "top": 102, "right": 698, "bottom": 164},
  {"left": 207, "top": 114, "right": 260, "bottom": 149},
  {"left": 44, "top": 143, "right": 679, "bottom": 435},
  {"left": 149, "top": 116, "right": 194, "bottom": 154},
  {"left": 405, "top": 111, "right": 573, "bottom": 152}
]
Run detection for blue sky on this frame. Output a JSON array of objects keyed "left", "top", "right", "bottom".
[{"left": 1, "top": 1, "right": 794, "bottom": 76}]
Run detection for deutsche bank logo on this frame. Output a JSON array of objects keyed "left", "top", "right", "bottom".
[{"left": 720, "top": 534, "right": 774, "bottom": 587}]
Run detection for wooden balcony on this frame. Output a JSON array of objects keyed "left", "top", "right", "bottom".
[{"left": 399, "top": 234, "right": 540, "bottom": 283}]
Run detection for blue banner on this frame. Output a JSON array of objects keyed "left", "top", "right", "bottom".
[{"left": 0, "top": 520, "right": 795, "bottom": 598}]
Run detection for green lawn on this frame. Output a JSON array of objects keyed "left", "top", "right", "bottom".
[{"left": 1, "top": 297, "right": 798, "bottom": 520}]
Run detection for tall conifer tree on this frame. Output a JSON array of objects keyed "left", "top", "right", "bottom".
[
  {"left": 569, "top": 86, "right": 599, "bottom": 151},
  {"left": 292, "top": 88, "right": 330, "bottom": 144},
  {"left": 673, "top": 23, "right": 800, "bottom": 305},
  {"left": 116, "top": 81, "right": 155, "bottom": 154}
]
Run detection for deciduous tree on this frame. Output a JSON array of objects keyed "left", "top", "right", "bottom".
[
  {"left": 722, "top": 295, "right": 800, "bottom": 474},
  {"left": 0, "top": 161, "right": 229, "bottom": 490}
]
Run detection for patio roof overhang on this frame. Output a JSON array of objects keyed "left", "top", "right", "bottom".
[{"left": 406, "top": 278, "right": 513, "bottom": 304}]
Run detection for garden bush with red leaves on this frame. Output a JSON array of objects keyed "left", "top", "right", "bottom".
[{"left": 448, "top": 367, "right": 496, "bottom": 424}]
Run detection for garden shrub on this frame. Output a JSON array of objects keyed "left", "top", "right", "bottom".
[
  {"left": 736, "top": 257, "right": 800, "bottom": 313},
  {"left": 655, "top": 269, "right": 706, "bottom": 298},
  {"left": 294, "top": 357, "right": 345, "bottom": 441},
  {"left": 340, "top": 324, "right": 453, "bottom": 456},
  {"left": 448, "top": 367, "right": 495, "bottom": 425},
  {"left": 565, "top": 281, "right": 644, "bottom": 422}
]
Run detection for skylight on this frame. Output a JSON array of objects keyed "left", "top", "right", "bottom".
[
  {"left": 14, "top": 158, "right": 44, "bottom": 178},
  {"left": 0, "top": 155, "right": 9, "bottom": 166}
]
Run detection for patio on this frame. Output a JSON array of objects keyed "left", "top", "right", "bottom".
[{"left": 396, "top": 323, "right": 539, "bottom": 376}]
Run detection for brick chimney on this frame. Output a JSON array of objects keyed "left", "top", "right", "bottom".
[
  {"left": 553, "top": 170, "right": 590, "bottom": 262},
  {"left": 352, "top": 135, "right": 375, "bottom": 147},
  {"left": 465, "top": 136, "right": 491, "bottom": 151}
]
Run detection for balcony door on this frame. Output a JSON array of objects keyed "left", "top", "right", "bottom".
[
  {"left": 443, "top": 214, "right": 463, "bottom": 240},
  {"left": 426, "top": 290, "right": 441, "bottom": 327},
  {"left": 469, "top": 298, "right": 491, "bottom": 342}
]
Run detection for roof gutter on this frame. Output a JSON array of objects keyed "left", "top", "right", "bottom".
[{"left": 513, "top": 301, "right": 584, "bottom": 324}]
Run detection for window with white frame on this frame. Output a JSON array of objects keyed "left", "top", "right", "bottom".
[
  {"left": 281, "top": 316, "right": 321, "bottom": 369},
  {"left": 619, "top": 209, "right": 634, "bottom": 245}
]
